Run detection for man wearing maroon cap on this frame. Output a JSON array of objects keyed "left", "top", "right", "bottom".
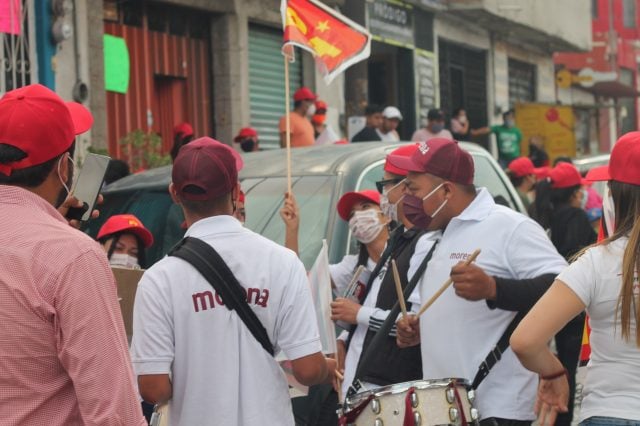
[
  {"left": 391, "top": 138, "right": 567, "bottom": 424},
  {"left": 341, "top": 143, "right": 441, "bottom": 397},
  {"left": 0, "top": 84, "right": 146, "bottom": 425},
  {"left": 131, "top": 138, "right": 335, "bottom": 426},
  {"left": 279, "top": 86, "right": 316, "bottom": 148}
]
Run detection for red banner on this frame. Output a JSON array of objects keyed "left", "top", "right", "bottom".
[{"left": 281, "top": 0, "right": 371, "bottom": 84}]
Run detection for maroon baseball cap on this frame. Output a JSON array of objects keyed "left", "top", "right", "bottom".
[
  {"left": 0, "top": 84, "right": 93, "bottom": 176},
  {"left": 172, "top": 138, "right": 238, "bottom": 201},
  {"left": 387, "top": 138, "right": 474, "bottom": 185},
  {"left": 586, "top": 131, "right": 640, "bottom": 185},
  {"left": 293, "top": 87, "right": 317, "bottom": 102},
  {"left": 549, "top": 162, "right": 586, "bottom": 189},
  {"left": 507, "top": 157, "right": 548, "bottom": 179},
  {"left": 337, "top": 190, "right": 381, "bottom": 221},
  {"left": 385, "top": 144, "right": 419, "bottom": 176}
]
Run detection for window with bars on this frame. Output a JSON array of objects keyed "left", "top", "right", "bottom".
[
  {"left": 0, "top": 0, "right": 34, "bottom": 94},
  {"left": 623, "top": 0, "right": 636, "bottom": 28},
  {"left": 508, "top": 58, "right": 536, "bottom": 107}
]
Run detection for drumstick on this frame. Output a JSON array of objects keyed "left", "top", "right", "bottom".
[
  {"left": 416, "top": 249, "right": 481, "bottom": 318},
  {"left": 391, "top": 260, "right": 407, "bottom": 319},
  {"left": 342, "top": 265, "right": 365, "bottom": 298}
]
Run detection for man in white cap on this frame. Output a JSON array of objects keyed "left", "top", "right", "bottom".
[{"left": 379, "top": 106, "right": 403, "bottom": 142}]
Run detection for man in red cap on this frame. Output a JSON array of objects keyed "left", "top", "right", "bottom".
[
  {"left": 312, "top": 100, "right": 340, "bottom": 145},
  {"left": 506, "top": 156, "right": 548, "bottom": 210},
  {"left": 0, "top": 84, "right": 146, "bottom": 424},
  {"left": 170, "top": 122, "right": 195, "bottom": 161},
  {"left": 234, "top": 127, "right": 260, "bottom": 153},
  {"left": 131, "top": 138, "right": 336, "bottom": 425},
  {"left": 279, "top": 86, "right": 316, "bottom": 148},
  {"left": 391, "top": 138, "right": 567, "bottom": 425}
]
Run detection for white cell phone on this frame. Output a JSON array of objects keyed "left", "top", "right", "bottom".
[{"left": 66, "top": 153, "right": 111, "bottom": 222}]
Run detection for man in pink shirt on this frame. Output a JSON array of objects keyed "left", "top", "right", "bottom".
[
  {"left": 411, "top": 108, "right": 454, "bottom": 142},
  {"left": 0, "top": 84, "right": 145, "bottom": 425}
]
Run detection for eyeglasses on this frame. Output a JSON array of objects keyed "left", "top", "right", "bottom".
[{"left": 375, "top": 178, "right": 403, "bottom": 194}]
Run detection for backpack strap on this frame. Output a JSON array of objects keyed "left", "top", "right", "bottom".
[{"left": 169, "top": 237, "right": 274, "bottom": 356}]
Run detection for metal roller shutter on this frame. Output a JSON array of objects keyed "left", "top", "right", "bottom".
[{"left": 249, "top": 25, "right": 303, "bottom": 150}]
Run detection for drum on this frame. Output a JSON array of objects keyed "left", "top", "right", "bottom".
[{"left": 342, "top": 378, "right": 479, "bottom": 425}]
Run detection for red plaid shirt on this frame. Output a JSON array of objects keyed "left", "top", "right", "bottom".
[{"left": 0, "top": 186, "right": 145, "bottom": 425}]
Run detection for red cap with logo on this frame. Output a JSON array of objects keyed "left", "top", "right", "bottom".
[
  {"left": 337, "top": 190, "right": 381, "bottom": 221},
  {"left": 385, "top": 144, "right": 419, "bottom": 176},
  {"left": 293, "top": 87, "right": 317, "bottom": 102},
  {"left": 0, "top": 84, "right": 93, "bottom": 176},
  {"left": 234, "top": 127, "right": 258, "bottom": 142},
  {"left": 387, "top": 138, "right": 474, "bottom": 185},
  {"left": 172, "top": 137, "right": 239, "bottom": 201},
  {"left": 549, "top": 162, "right": 586, "bottom": 189},
  {"left": 586, "top": 131, "right": 640, "bottom": 185},
  {"left": 97, "top": 214, "right": 154, "bottom": 248},
  {"left": 173, "top": 122, "right": 194, "bottom": 139},
  {"left": 507, "top": 157, "right": 549, "bottom": 179}
]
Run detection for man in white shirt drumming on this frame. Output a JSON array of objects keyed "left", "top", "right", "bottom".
[
  {"left": 391, "top": 138, "right": 567, "bottom": 425},
  {"left": 130, "top": 138, "right": 335, "bottom": 426}
]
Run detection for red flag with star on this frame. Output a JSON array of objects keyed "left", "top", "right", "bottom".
[{"left": 281, "top": 0, "right": 371, "bottom": 84}]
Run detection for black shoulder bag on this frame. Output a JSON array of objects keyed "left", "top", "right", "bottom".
[{"left": 169, "top": 236, "right": 274, "bottom": 356}]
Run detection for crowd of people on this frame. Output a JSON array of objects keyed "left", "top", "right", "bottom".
[{"left": 1, "top": 82, "right": 639, "bottom": 426}]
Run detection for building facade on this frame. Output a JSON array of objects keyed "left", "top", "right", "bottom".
[{"left": 18, "top": 0, "right": 592, "bottom": 162}]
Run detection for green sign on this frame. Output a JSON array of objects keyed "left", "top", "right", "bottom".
[{"left": 103, "top": 34, "right": 130, "bottom": 94}]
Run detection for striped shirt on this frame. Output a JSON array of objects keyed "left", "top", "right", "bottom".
[{"left": 0, "top": 185, "right": 145, "bottom": 425}]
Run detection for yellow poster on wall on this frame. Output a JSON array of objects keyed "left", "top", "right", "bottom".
[{"left": 515, "top": 103, "right": 576, "bottom": 162}]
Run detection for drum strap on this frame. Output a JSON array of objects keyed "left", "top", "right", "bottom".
[
  {"left": 169, "top": 237, "right": 274, "bottom": 356},
  {"left": 470, "top": 311, "right": 524, "bottom": 389},
  {"left": 338, "top": 394, "right": 374, "bottom": 425}
]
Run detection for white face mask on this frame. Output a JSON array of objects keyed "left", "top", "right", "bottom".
[
  {"left": 349, "top": 209, "right": 384, "bottom": 244},
  {"left": 306, "top": 103, "right": 316, "bottom": 118},
  {"left": 602, "top": 186, "right": 615, "bottom": 235},
  {"left": 379, "top": 180, "right": 405, "bottom": 223},
  {"left": 110, "top": 253, "right": 140, "bottom": 269}
]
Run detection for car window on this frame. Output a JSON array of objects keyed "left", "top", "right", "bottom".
[{"left": 244, "top": 175, "right": 337, "bottom": 269}]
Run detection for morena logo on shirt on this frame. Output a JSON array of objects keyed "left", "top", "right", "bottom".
[
  {"left": 192, "top": 288, "right": 269, "bottom": 313},
  {"left": 450, "top": 252, "right": 473, "bottom": 261}
]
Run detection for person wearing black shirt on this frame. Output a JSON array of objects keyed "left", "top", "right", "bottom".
[{"left": 351, "top": 104, "right": 383, "bottom": 143}]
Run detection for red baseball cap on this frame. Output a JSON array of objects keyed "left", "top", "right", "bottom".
[
  {"left": 385, "top": 144, "right": 419, "bottom": 176},
  {"left": 549, "top": 162, "right": 586, "bottom": 189},
  {"left": 387, "top": 138, "right": 474, "bottom": 185},
  {"left": 293, "top": 87, "right": 317, "bottom": 102},
  {"left": 315, "top": 100, "right": 328, "bottom": 111},
  {"left": 173, "top": 122, "right": 194, "bottom": 138},
  {"left": 97, "top": 214, "right": 154, "bottom": 248},
  {"left": 586, "top": 131, "right": 640, "bottom": 185},
  {"left": 507, "top": 157, "right": 548, "bottom": 179},
  {"left": 337, "top": 189, "right": 381, "bottom": 221},
  {"left": 172, "top": 137, "right": 238, "bottom": 201},
  {"left": 0, "top": 84, "right": 93, "bottom": 176},
  {"left": 233, "top": 127, "right": 258, "bottom": 142}
]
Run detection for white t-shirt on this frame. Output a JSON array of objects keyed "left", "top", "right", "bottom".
[
  {"left": 558, "top": 237, "right": 640, "bottom": 422},
  {"left": 130, "top": 216, "right": 322, "bottom": 426},
  {"left": 377, "top": 129, "right": 400, "bottom": 142},
  {"left": 408, "top": 188, "right": 567, "bottom": 421},
  {"left": 411, "top": 128, "right": 453, "bottom": 142}
]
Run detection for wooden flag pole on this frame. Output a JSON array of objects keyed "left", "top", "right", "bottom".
[
  {"left": 416, "top": 249, "right": 481, "bottom": 318},
  {"left": 284, "top": 56, "right": 292, "bottom": 194}
]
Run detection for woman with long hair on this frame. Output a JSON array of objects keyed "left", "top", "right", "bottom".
[
  {"left": 96, "top": 213, "right": 154, "bottom": 269},
  {"left": 511, "top": 131, "right": 640, "bottom": 426}
]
